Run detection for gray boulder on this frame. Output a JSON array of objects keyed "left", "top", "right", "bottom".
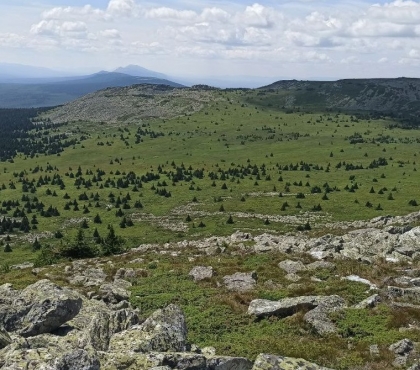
[
  {"left": 223, "top": 272, "right": 257, "bottom": 292},
  {"left": 0, "top": 279, "right": 82, "bottom": 337},
  {"left": 303, "top": 295, "right": 345, "bottom": 336},
  {"left": 387, "top": 286, "right": 420, "bottom": 303},
  {"left": 248, "top": 296, "right": 322, "bottom": 318},
  {"left": 109, "top": 304, "right": 188, "bottom": 353},
  {"left": 98, "top": 280, "right": 131, "bottom": 305},
  {"left": 252, "top": 353, "right": 334, "bottom": 370},
  {"left": 353, "top": 294, "right": 381, "bottom": 309},
  {"left": 206, "top": 355, "right": 253, "bottom": 370},
  {"left": 278, "top": 260, "right": 306, "bottom": 274},
  {"left": 189, "top": 266, "right": 214, "bottom": 282},
  {"left": 389, "top": 338, "right": 414, "bottom": 356},
  {"left": 306, "top": 261, "right": 336, "bottom": 271}
]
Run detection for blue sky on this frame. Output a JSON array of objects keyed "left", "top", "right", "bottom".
[{"left": 1, "top": 0, "right": 420, "bottom": 80}]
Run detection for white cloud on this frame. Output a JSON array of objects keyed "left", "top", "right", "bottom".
[
  {"left": 236, "top": 3, "right": 280, "bottom": 28},
  {"left": 145, "top": 7, "right": 197, "bottom": 21},
  {"left": 368, "top": 0, "right": 420, "bottom": 25},
  {"left": 31, "top": 20, "right": 88, "bottom": 39},
  {"left": 100, "top": 29, "right": 121, "bottom": 39},
  {"left": 107, "top": 0, "right": 137, "bottom": 17},
  {"left": 42, "top": 5, "right": 108, "bottom": 21},
  {"left": 0, "top": 33, "right": 26, "bottom": 48},
  {"left": 6, "top": 0, "right": 420, "bottom": 78}
]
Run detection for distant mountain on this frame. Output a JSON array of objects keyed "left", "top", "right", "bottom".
[
  {"left": 258, "top": 78, "right": 420, "bottom": 125},
  {"left": 0, "top": 72, "right": 184, "bottom": 108},
  {"left": 0, "top": 63, "right": 68, "bottom": 81},
  {"left": 113, "top": 65, "right": 167, "bottom": 79}
]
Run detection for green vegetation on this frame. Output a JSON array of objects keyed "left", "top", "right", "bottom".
[
  {"left": 0, "top": 89, "right": 419, "bottom": 266},
  {"left": 1, "top": 86, "right": 420, "bottom": 369}
]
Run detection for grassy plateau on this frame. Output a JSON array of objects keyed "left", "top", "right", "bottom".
[{"left": 1, "top": 86, "right": 420, "bottom": 369}]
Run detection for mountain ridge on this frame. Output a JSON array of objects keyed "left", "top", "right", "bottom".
[{"left": 0, "top": 72, "right": 184, "bottom": 108}]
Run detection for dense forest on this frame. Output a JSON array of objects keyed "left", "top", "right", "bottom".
[{"left": 0, "top": 108, "right": 81, "bottom": 161}]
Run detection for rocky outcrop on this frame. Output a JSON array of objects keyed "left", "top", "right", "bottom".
[
  {"left": 0, "top": 279, "right": 82, "bottom": 338},
  {"left": 223, "top": 271, "right": 257, "bottom": 292},
  {"left": 109, "top": 304, "right": 188, "bottom": 353},
  {"left": 252, "top": 353, "right": 333, "bottom": 370},
  {"left": 0, "top": 280, "right": 331, "bottom": 369}
]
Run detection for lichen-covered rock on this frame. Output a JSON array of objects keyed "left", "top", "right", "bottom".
[
  {"left": 389, "top": 338, "right": 414, "bottom": 356},
  {"left": 109, "top": 304, "right": 188, "bottom": 353},
  {"left": 0, "top": 279, "right": 82, "bottom": 337},
  {"left": 161, "top": 352, "right": 206, "bottom": 369},
  {"left": 303, "top": 296, "right": 345, "bottom": 336},
  {"left": 387, "top": 286, "right": 420, "bottom": 303},
  {"left": 278, "top": 260, "right": 306, "bottom": 274},
  {"left": 98, "top": 280, "right": 131, "bottom": 305},
  {"left": 47, "top": 349, "right": 101, "bottom": 370},
  {"left": 0, "top": 325, "right": 12, "bottom": 349},
  {"left": 114, "top": 268, "right": 146, "bottom": 281},
  {"left": 189, "top": 266, "right": 214, "bottom": 281},
  {"left": 68, "top": 267, "right": 107, "bottom": 287},
  {"left": 99, "top": 352, "right": 166, "bottom": 370},
  {"left": 252, "top": 353, "right": 334, "bottom": 370},
  {"left": 223, "top": 272, "right": 257, "bottom": 292},
  {"left": 57, "top": 295, "right": 140, "bottom": 352},
  {"left": 248, "top": 296, "right": 330, "bottom": 318},
  {"left": 353, "top": 294, "right": 381, "bottom": 309},
  {"left": 206, "top": 355, "right": 253, "bottom": 370},
  {"left": 306, "top": 261, "right": 336, "bottom": 271}
]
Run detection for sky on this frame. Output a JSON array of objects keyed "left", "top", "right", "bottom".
[{"left": 1, "top": 0, "right": 420, "bottom": 80}]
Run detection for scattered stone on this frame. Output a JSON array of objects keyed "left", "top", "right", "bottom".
[
  {"left": 389, "top": 338, "right": 414, "bottom": 356},
  {"left": 278, "top": 260, "right": 306, "bottom": 274},
  {"left": 189, "top": 266, "right": 214, "bottom": 281},
  {"left": 285, "top": 273, "right": 301, "bottom": 282},
  {"left": 115, "top": 268, "right": 138, "bottom": 280},
  {"left": 353, "top": 294, "right": 381, "bottom": 309},
  {"left": 223, "top": 271, "right": 257, "bottom": 292},
  {"left": 387, "top": 286, "right": 420, "bottom": 303},
  {"left": 129, "top": 258, "right": 144, "bottom": 264},
  {"left": 10, "top": 262, "right": 34, "bottom": 270},
  {"left": 32, "top": 267, "right": 47, "bottom": 275},
  {"left": 306, "top": 261, "right": 336, "bottom": 271},
  {"left": 370, "top": 344, "right": 380, "bottom": 357},
  {"left": 252, "top": 353, "right": 333, "bottom": 370},
  {"left": 342, "top": 275, "right": 377, "bottom": 290},
  {"left": 201, "top": 346, "right": 216, "bottom": 356}
]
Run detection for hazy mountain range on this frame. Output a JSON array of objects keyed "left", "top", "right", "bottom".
[{"left": 0, "top": 64, "right": 186, "bottom": 108}]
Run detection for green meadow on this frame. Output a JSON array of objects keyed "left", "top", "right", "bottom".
[
  {"left": 0, "top": 88, "right": 419, "bottom": 264},
  {"left": 1, "top": 88, "right": 420, "bottom": 369}
]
